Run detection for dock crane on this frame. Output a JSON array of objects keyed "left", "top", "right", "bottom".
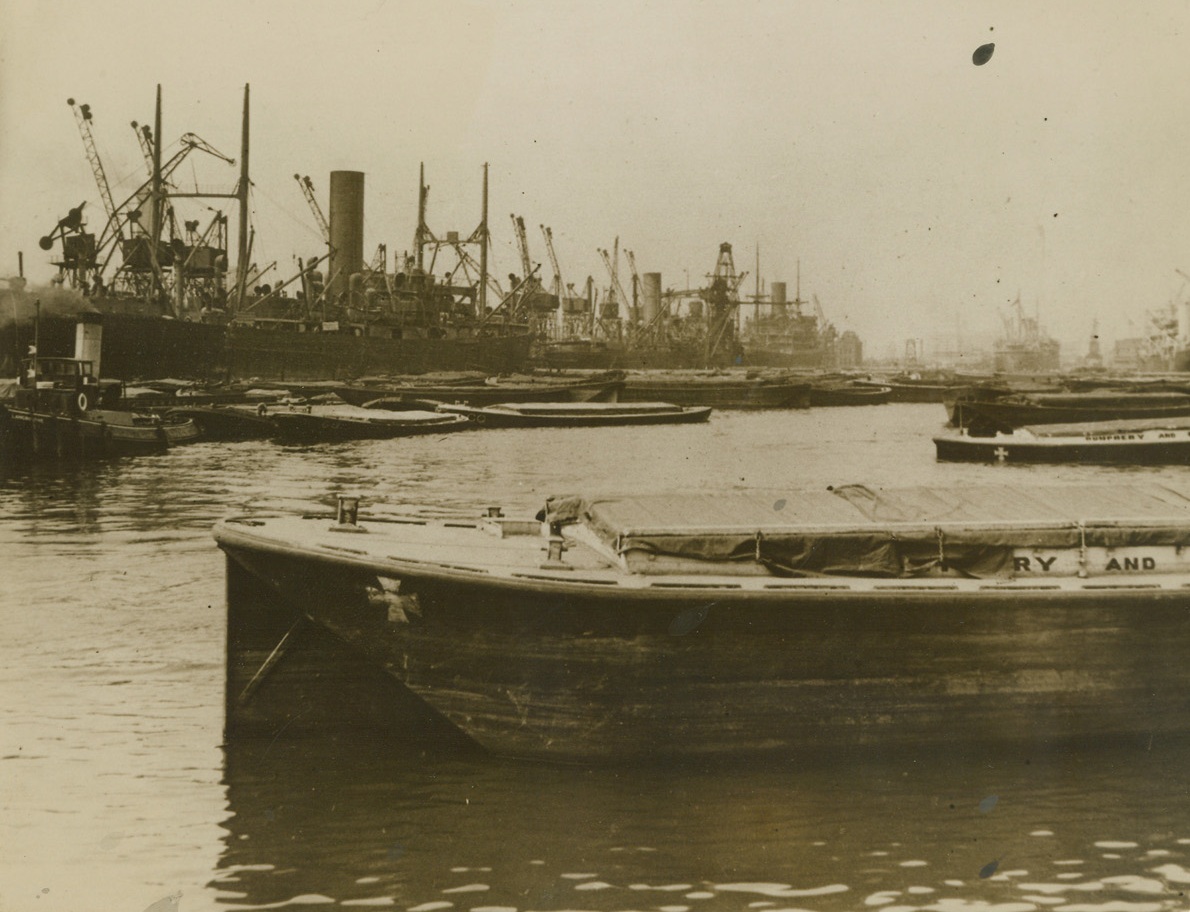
[
  {"left": 131, "top": 120, "right": 155, "bottom": 173},
  {"left": 540, "top": 224, "right": 564, "bottom": 298},
  {"left": 598, "top": 239, "right": 631, "bottom": 317},
  {"left": 123, "top": 130, "right": 234, "bottom": 247},
  {"left": 624, "top": 248, "right": 641, "bottom": 317},
  {"left": 812, "top": 294, "right": 829, "bottom": 326},
  {"left": 704, "top": 242, "right": 748, "bottom": 363},
  {"left": 68, "top": 99, "right": 122, "bottom": 242},
  {"left": 294, "top": 174, "right": 331, "bottom": 244},
  {"left": 510, "top": 214, "right": 534, "bottom": 283}
]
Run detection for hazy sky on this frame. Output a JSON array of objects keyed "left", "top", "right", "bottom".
[{"left": 2, "top": 0, "right": 1188, "bottom": 360}]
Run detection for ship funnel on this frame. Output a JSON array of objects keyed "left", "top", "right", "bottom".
[
  {"left": 770, "top": 281, "right": 787, "bottom": 316},
  {"left": 74, "top": 313, "right": 103, "bottom": 377},
  {"left": 642, "top": 273, "right": 662, "bottom": 324},
  {"left": 327, "top": 170, "right": 365, "bottom": 299}
]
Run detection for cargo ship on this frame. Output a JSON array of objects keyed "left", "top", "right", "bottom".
[
  {"left": 738, "top": 265, "right": 862, "bottom": 370},
  {"left": 538, "top": 243, "right": 748, "bottom": 370},
  {"left": 540, "top": 250, "right": 863, "bottom": 371},
  {"left": 3, "top": 86, "right": 532, "bottom": 382},
  {"left": 994, "top": 297, "right": 1060, "bottom": 373}
]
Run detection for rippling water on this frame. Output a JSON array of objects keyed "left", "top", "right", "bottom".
[{"left": 4, "top": 404, "right": 1190, "bottom": 912}]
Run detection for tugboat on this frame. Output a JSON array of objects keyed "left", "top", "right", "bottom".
[{"left": 0, "top": 315, "right": 194, "bottom": 458}]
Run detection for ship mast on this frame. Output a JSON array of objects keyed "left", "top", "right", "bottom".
[
  {"left": 235, "top": 84, "right": 250, "bottom": 309},
  {"left": 147, "top": 85, "right": 164, "bottom": 306},
  {"left": 415, "top": 163, "right": 428, "bottom": 272},
  {"left": 479, "top": 163, "right": 489, "bottom": 314}
]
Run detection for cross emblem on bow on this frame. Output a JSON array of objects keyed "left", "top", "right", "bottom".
[{"left": 993, "top": 446, "right": 1009, "bottom": 462}]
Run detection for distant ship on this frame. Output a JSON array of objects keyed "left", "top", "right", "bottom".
[
  {"left": 540, "top": 242, "right": 810, "bottom": 371},
  {"left": 737, "top": 266, "right": 861, "bottom": 370},
  {"left": 2, "top": 85, "right": 531, "bottom": 382},
  {"left": 993, "top": 297, "right": 1060, "bottom": 373}
]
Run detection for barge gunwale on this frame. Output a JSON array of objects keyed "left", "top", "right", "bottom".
[{"left": 214, "top": 515, "right": 1190, "bottom": 604}]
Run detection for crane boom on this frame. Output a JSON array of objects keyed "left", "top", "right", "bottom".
[
  {"left": 68, "top": 99, "right": 121, "bottom": 239},
  {"left": 295, "top": 174, "right": 330, "bottom": 244},
  {"left": 131, "top": 120, "right": 154, "bottom": 172},
  {"left": 625, "top": 248, "right": 641, "bottom": 310},
  {"left": 540, "top": 225, "right": 563, "bottom": 297},
  {"left": 179, "top": 132, "right": 235, "bottom": 166},
  {"left": 598, "top": 244, "right": 631, "bottom": 309},
  {"left": 510, "top": 214, "right": 532, "bottom": 278}
]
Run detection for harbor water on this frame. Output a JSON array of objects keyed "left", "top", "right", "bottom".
[{"left": 4, "top": 403, "right": 1190, "bottom": 912}]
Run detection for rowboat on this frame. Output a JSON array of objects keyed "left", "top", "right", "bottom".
[
  {"left": 435, "top": 401, "right": 712, "bottom": 428},
  {"left": 265, "top": 403, "right": 470, "bottom": 442},
  {"left": 216, "top": 482, "right": 1190, "bottom": 762},
  {"left": 935, "top": 417, "right": 1190, "bottom": 464}
]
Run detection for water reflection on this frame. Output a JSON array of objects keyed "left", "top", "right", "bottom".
[
  {"left": 214, "top": 736, "right": 1190, "bottom": 912},
  {"left": 5, "top": 403, "right": 1190, "bottom": 912}
]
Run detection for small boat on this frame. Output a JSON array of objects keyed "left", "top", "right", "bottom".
[
  {"left": 808, "top": 381, "right": 892, "bottom": 406},
  {"left": 858, "top": 374, "right": 961, "bottom": 403},
  {"left": 1, "top": 356, "right": 175, "bottom": 457},
  {"left": 619, "top": 371, "right": 810, "bottom": 409},
  {"left": 166, "top": 404, "right": 281, "bottom": 441},
  {"left": 935, "top": 417, "right": 1190, "bottom": 464},
  {"left": 216, "top": 482, "right": 1190, "bottom": 762},
  {"left": 436, "top": 401, "right": 712, "bottom": 428},
  {"left": 265, "top": 402, "right": 471, "bottom": 442}
]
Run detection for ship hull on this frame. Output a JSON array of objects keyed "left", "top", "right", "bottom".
[
  {"left": 0, "top": 312, "right": 226, "bottom": 382},
  {"left": 0, "top": 313, "right": 533, "bottom": 382},
  {"left": 225, "top": 325, "right": 534, "bottom": 381},
  {"left": 221, "top": 544, "right": 1190, "bottom": 762},
  {"left": 0, "top": 406, "right": 170, "bottom": 457},
  {"left": 538, "top": 341, "right": 732, "bottom": 371},
  {"left": 741, "top": 346, "right": 827, "bottom": 369}
]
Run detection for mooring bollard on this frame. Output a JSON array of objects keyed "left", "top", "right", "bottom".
[{"left": 330, "top": 494, "right": 367, "bottom": 533}]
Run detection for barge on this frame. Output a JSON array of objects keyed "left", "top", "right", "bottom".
[
  {"left": 216, "top": 483, "right": 1190, "bottom": 762},
  {"left": 935, "top": 418, "right": 1190, "bottom": 464},
  {"left": 435, "top": 401, "right": 712, "bottom": 428}
]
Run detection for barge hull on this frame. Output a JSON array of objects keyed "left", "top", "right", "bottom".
[
  {"left": 936, "top": 436, "right": 1190, "bottom": 465},
  {"left": 221, "top": 545, "right": 1190, "bottom": 762}
]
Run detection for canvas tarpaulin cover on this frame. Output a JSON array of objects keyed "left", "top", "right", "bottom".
[{"left": 545, "top": 483, "right": 1190, "bottom": 578}]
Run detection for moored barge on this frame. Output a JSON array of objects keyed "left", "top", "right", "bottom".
[
  {"left": 216, "top": 483, "right": 1190, "bottom": 762},
  {"left": 935, "top": 417, "right": 1190, "bottom": 464}
]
